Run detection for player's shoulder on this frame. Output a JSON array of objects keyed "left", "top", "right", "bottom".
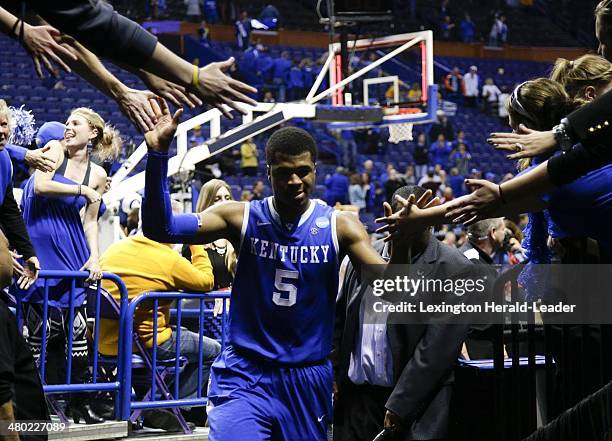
[{"left": 311, "top": 198, "right": 335, "bottom": 214}]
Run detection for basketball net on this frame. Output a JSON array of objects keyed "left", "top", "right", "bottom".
[{"left": 388, "top": 122, "right": 414, "bottom": 144}]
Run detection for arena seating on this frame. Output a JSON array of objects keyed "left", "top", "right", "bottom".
[
  {"left": 151, "top": 0, "right": 583, "bottom": 47},
  {"left": 0, "top": 31, "right": 555, "bottom": 235}
]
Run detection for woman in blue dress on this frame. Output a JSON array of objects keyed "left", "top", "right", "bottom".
[{"left": 20, "top": 107, "right": 120, "bottom": 424}]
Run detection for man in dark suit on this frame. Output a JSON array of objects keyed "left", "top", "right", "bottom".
[
  {"left": 0, "top": 232, "right": 50, "bottom": 441},
  {"left": 332, "top": 185, "right": 472, "bottom": 441},
  {"left": 458, "top": 219, "right": 504, "bottom": 360}
]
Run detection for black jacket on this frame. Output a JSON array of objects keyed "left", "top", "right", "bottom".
[
  {"left": 548, "top": 90, "right": 612, "bottom": 186},
  {"left": 0, "top": 299, "right": 49, "bottom": 440},
  {"left": 0, "top": 183, "right": 35, "bottom": 260},
  {"left": 332, "top": 238, "right": 471, "bottom": 440},
  {"left": 6, "top": 0, "right": 158, "bottom": 67}
]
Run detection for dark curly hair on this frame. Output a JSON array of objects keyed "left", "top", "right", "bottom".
[{"left": 265, "top": 126, "right": 318, "bottom": 165}]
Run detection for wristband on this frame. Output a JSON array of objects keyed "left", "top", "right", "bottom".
[
  {"left": 192, "top": 64, "right": 200, "bottom": 88},
  {"left": 10, "top": 18, "right": 20, "bottom": 39}
]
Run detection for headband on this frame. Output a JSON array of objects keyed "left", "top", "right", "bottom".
[{"left": 510, "top": 81, "right": 538, "bottom": 126}]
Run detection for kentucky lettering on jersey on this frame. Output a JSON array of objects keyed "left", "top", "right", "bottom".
[
  {"left": 229, "top": 197, "right": 340, "bottom": 364},
  {"left": 249, "top": 238, "right": 331, "bottom": 264}
]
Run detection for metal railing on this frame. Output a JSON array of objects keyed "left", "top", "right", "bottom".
[
  {"left": 119, "top": 290, "right": 230, "bottom": 420},
  {"left": 15, "top": 270, "right": 129, "bottom": 420}
]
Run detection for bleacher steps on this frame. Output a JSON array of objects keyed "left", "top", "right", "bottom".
[
  {"left": 48, "top": 419, "right": 128, "bottom": 440},
  {"left": 47, "top": 419, "right": 209, "bottom": 441},
  {"left": 126, "top": 427, "right": 209, "bottom": 440}
]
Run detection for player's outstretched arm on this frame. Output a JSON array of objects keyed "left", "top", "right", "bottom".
[{"left": 142, "top": 98, "right": 244, "bottom": 246}]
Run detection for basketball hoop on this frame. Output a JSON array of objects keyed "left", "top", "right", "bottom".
[
  {"left": 388, "top": 122, "right": 414, "bottom": 143},
  {"left": 386, "top": 108, "right": 418, "bottom": 143}
]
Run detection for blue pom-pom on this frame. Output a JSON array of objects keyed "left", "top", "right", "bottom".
[{"left": 9, "top": 105, "right": 37, "bottom": 146}]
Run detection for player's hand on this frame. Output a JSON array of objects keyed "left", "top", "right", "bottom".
[
  {"left": 141, "top": 71, "right": 202, "bottom": 109},
  {"left": 144, "top": 98, "right": 183, "bottom": 153},
  {"left": 488, "top": 125, "right": 557, "bottom": 160},
  {"left": 444, "top": 179, "right": 502, "bottom": 225},
  {"left": 375, "top": 189, "right": 440, "bottom": 242},
  {"left": 24, "top": 145, "right": 54, "bottom": 172},
  {"left": 196, "top": 58, "right": 257, "bottom": 118},
  {"left": 114, "top": 86, "right": 161, "bottom": 132},
  {"left": 22, "top": 23, "right": 78, "bottom": 78}
]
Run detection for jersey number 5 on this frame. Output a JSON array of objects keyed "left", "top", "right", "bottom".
[{"left": 272, "top": 269, "right": 298, "bottom": 307}]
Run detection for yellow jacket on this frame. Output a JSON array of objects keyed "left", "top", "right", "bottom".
[{"left": 98, "top": 234, "right": 214, "bottom": 355}]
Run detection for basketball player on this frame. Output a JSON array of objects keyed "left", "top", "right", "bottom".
[{"left": 141, "top": 100, "right": 405, "bottom": 440}]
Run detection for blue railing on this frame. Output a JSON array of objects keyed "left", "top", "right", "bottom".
[
  {"left": 120, "top": 291, "right": 230, "bottom": 420},
  {"left": 15, "top": 270, "right": 129, "bottom": 420}
]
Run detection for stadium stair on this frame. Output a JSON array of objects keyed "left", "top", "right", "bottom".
[
  {"left": 47, "top": 417, "right": 128, "bottom": 440},
  {"left": 46, "top": 417, "right": 211, "bottom": 440}
]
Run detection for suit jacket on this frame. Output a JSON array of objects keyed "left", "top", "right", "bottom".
[{"left": 332, "top": 237, "right": 472, "bottom": 440}]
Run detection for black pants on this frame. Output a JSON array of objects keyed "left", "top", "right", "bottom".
[
  {"left": 24, "top": 303, "right": 90, "bottom": 385},
  {"left": 0, "top": 300, "right": 49, "bottom": 440},
  {"left": 334, "top": 383, "right": 393, "bottom": 441},
  {"left": 334, "top": 382, "right": 449, "bottom": 441}
]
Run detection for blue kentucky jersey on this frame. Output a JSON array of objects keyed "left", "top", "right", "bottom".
[{"left": 230, "top": 197, "right": 340, "bottom": 364}]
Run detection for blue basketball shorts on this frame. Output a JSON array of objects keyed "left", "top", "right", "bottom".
[{"left": 207, "top": 345, "right": 333, "bottom": 441}]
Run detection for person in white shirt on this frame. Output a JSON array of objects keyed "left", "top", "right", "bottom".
[
  {"left": 481, "top": 77, "right": 502, "bottom": 116},
  {"left": 463, "top": 65, "right": 480, "bottom": 107},
  {"left": 488, "top": 15, "right": 507, "bottom": 46},
  {"left": 498, "top": 86, "right": 510, "bottom": 123}
]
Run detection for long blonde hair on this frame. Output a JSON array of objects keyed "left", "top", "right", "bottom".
[
  {"left": 196, "top": 179, "right": 232, "bottom": 212},
  {"left": 196, "top": 179, "right": 236, "bottom": 275},
  {"left": 550, "top": 54, "right": 612, "bottom": 106},
  {"left": 70, "top": 107, "right": 122, "bottom": 161}
]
